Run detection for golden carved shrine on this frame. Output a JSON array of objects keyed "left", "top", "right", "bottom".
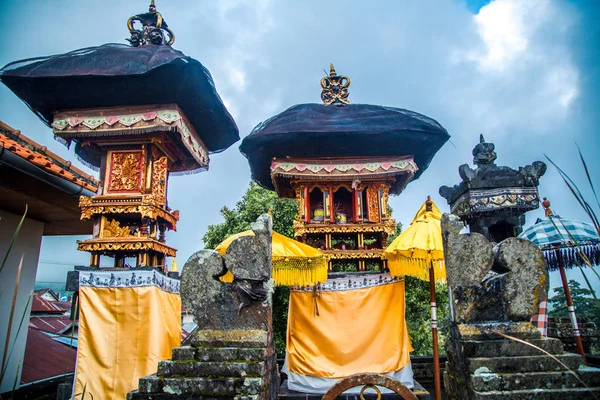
[
  {"left": 272, "top": 66, "right": 418, "bottom": 272},
  {"left": 1, "top": 2, "right": 239, "bottom": 272},
  {"left": 53, "top": 105, "right": 208, "bottom": 270},
  {"left": 241, "top": 64, "right": 449, "bottom": 273},
  {"left": 0, "top": 2, "right": 239, "bottom": 397},
  {"left": 275, "top": 156, "right": 417, "bottom": 272}
]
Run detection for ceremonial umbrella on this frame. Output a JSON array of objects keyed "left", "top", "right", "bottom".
[
  {"left": 214, "top": 230, "right": 329, "bottom": 287},
  {"left": 382, "top": 196, "right": 445, "bottom": 400},
  {"left": 519, "top": 198, "right": 600, "bottom": 363}
]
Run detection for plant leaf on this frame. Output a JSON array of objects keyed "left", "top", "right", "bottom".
[
  {"left": 577, "top": 144, "right": 600, "bottom": 215},
  {"left": 0, "top": 205, "right": 27, "bottom": 276}
]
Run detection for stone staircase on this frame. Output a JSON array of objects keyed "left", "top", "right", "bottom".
[
  {"left": 444, "top": 323, "right": 600, "bottom": 399},
  {"left": 128, "top": 331, "right": 279, "bottom": 400}
]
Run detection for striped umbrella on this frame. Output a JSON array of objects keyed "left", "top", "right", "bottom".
[{"left": 518, "top": 197, "right": 600, "bottom": 363}]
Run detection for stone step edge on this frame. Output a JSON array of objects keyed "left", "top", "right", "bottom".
[
  {"left": 467, "top": 353, "right": 583, "bottom": 374},
  {"left": 138, "top": 374, "right": 265, "bottom": 395},
  {"left": 470, "top": 369, "right": 600, "bottom": 391},
  {"left": 474, "top": 387, "right": 600, "bottom": 395}
]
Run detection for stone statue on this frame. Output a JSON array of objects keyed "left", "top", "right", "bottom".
[
  {"left": 128, "top": 214, "right": 279, "bottom": 399},
  {"left": 439, "top": 135, "right": 546, "bottom": 243}
]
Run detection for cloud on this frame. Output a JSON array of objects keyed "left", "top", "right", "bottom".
[{"left": 448, "top": 0, "right": 580, "bottom": 134}]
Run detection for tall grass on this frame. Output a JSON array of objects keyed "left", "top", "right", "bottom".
[
  {"left": 546, "top": 149, "right": 600, "bottom": 284},
  {"left": 0, "top": 206, "right": 28, "bottom": 399}
]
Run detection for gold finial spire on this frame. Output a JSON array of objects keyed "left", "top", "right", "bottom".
[
  {"left": 425, "top": 196, "right": 433, "bottom": 212},
  {"left": 542, "top": 197, "right": 553, "bottom": 217},
  {"left": 320, "top": 64, "right": 350, "bottom": 106},
  {"left": 127, "top": 0, "right": 175, "bottom": 47}
]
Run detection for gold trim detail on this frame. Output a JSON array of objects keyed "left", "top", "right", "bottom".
[
  {"left": 79, "top": 194, "right": 179, "bottom": 229},
  {"left": 293, "top": 219, "right": 396, "bottom": 236},
  {"left": 101, "top": 219, "right": 130, "bottom": 238},
  {"left": 77, "top": 237, "right": 177, "bottom": 257},
  {"left": 322, "top": 249, "right": 384, "bottom": 260}
]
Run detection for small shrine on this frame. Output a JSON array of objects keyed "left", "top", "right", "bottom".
[
  {"left": 439, "top": 135, "right": 546, "bottom": 242},
  {"left": 1, "top": 1, "right": 238, "bottom": 271},
  {"left": 242, "top": 64, "right": 450, "bottom": 272}
]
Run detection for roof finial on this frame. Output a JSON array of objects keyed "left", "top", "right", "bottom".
[
  {"left": 320, "top": 64, "right": 350, "bottom": 106},
  {"left": 127, "top": 0, "right": 175, "bottom": 47},
  {"left": 542, "top": 197, "right": 553, "bottom": 217},
  {"left": 425, "top": 196, "right": 433, "bottom": 212}
]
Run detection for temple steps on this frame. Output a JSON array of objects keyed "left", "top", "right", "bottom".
[
  {"left": 172, "top": 345, "right": 268, "bottom": 363},
  {"left": 158, "top": 360, "right": 267, "bottom": 378},
  {"left": 471, "top": 369, "right": 600, "bottom": 392},
  {"left": 471, "top": 387, "right": 600, "bottom": 400},
  {"left": 134, "top": 375, "right": 265, "bottom": 397},
  {"left": 467, "top": 353, "right": 583, "bottom": 374},
  {"left": 460, "top": 338, "right": 564, "bottom": 358}
]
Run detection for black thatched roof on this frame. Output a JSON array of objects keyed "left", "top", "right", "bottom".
[
  {"left": 0, "top": 43, "right": 238, "bottom": 153},
  {"left": 240, "top": 103, "right": 450, "bottom": 190}
]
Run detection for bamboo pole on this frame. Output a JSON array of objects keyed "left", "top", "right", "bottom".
[
  {"left": 429, "top": 260, "right": 442, "bottom": 400},
  {"left": 557, "top": 249, "right": 587, "bottom": 364}
]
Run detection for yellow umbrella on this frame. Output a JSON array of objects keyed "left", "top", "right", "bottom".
[
  {"left": 382, "top": 196, "right": 445, "bottom": 400},
  {"left": 383, "top": 197, "right": 445, "bottom": 281},
  {"left": 214, "top": 230, "right": 329, "bottom": 286}
]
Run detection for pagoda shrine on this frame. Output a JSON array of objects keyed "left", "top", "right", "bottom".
[
  {"left": 242, "top": 64, "right": 449, "bottom": 273},
  {"left": 0, "top": 1, "right": 238, "bottom": 271},
  {"left": 241, "top": 65, "right": 449, "bottom": 394},
  {"left": 0, "top": 2, "right": 238, "bottom": 398}
]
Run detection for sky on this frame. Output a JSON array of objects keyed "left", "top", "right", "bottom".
[{"left": 0, "top": 0, "right": 599, "bottom": 296}]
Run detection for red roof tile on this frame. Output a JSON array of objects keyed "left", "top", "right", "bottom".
[
  {"left": 30, "top": 294, "right": 64, "bottom": 314},
  {"left": 53, "top": 301, "right": 72, "bottom": 311},
  {"left": 34, "top": 288, "right": 60, "bottom": 301},
  {"left": 29, "top": 316, "right": 73, "bottom": 334},
  {"left": 0, "top": 121, "right": 98, "bottom": 193},
  {"left": 21, "top": 328, "right": 77, "bottom": 384}
]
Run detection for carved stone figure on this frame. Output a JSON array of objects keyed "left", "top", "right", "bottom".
[
  {"left": 441, "top": 213, "right": 599, "bottom": 399},
  {"left": 439, "top": 135, "right": 546, "bottom": 242},
  {"left": 128, "top": 214, "right": 279, "bottom": 400}
]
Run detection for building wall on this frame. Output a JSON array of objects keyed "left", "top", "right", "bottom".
[{"left": 0, "top": 209, "right": 43, "bottom": 393}]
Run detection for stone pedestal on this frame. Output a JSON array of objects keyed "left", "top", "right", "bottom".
[
  {"left": 128, "top": 214, "right": 279, "bottom": 399},
  {"left": 441, "top": 213, "right": 600, "bottom": 399},
  {"left": 444, "top": 322, "right": 600, "bottom": 399}
]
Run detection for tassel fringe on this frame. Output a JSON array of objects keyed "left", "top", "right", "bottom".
[
  {"left": 386, "top": 255, "right": 446, "bottom": 283},
  {"left": 542, "top": 244, "right": 600, "bottom": 271},
  {"left": 218, "top": 257, "right": 329, "bottom": 287}
]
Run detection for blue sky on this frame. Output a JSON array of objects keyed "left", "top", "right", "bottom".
[{"left": 1, "top": 0, "right": 599, "bottom": 296}]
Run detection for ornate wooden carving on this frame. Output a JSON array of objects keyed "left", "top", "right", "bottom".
[
  {"left": 106, "top": 151, "right": 143, "bottom": 193},
  {"left": 366, "top": 186, "right": 380, "bottom": 223},
  {"left": 151, "top": 156, "right": 168, "bottom": 205},
  {"left": 101, "top": 219, "right": 130, "bottom": 238}
]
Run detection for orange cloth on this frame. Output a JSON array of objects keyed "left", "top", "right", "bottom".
[
  {"left": 74, "top": 286, "right": 181, "bottom": 399},
  {"left": 286, "top": 280, "right": 411, "bottom": 378}
]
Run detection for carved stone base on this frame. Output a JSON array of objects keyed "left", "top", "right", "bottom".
[
  {"left": 444, "top": 322, "right": 600, "bottom": 399},
  {"left": 128, "top": 330, "right": 279, "bottom": 400}
]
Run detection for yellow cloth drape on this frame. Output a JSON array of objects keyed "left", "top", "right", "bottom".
[
  {"left": 74, "top": 286, "right": 181, "bottom": 399},
  {"left": 383, "top": 199, "right": 446, "bottom": 282},
  {"left": 286, "top": 280, "right": 411, "bottom": 378},
  {"left": 215, "top": 230, "right": 328, "bottom": 286}
]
